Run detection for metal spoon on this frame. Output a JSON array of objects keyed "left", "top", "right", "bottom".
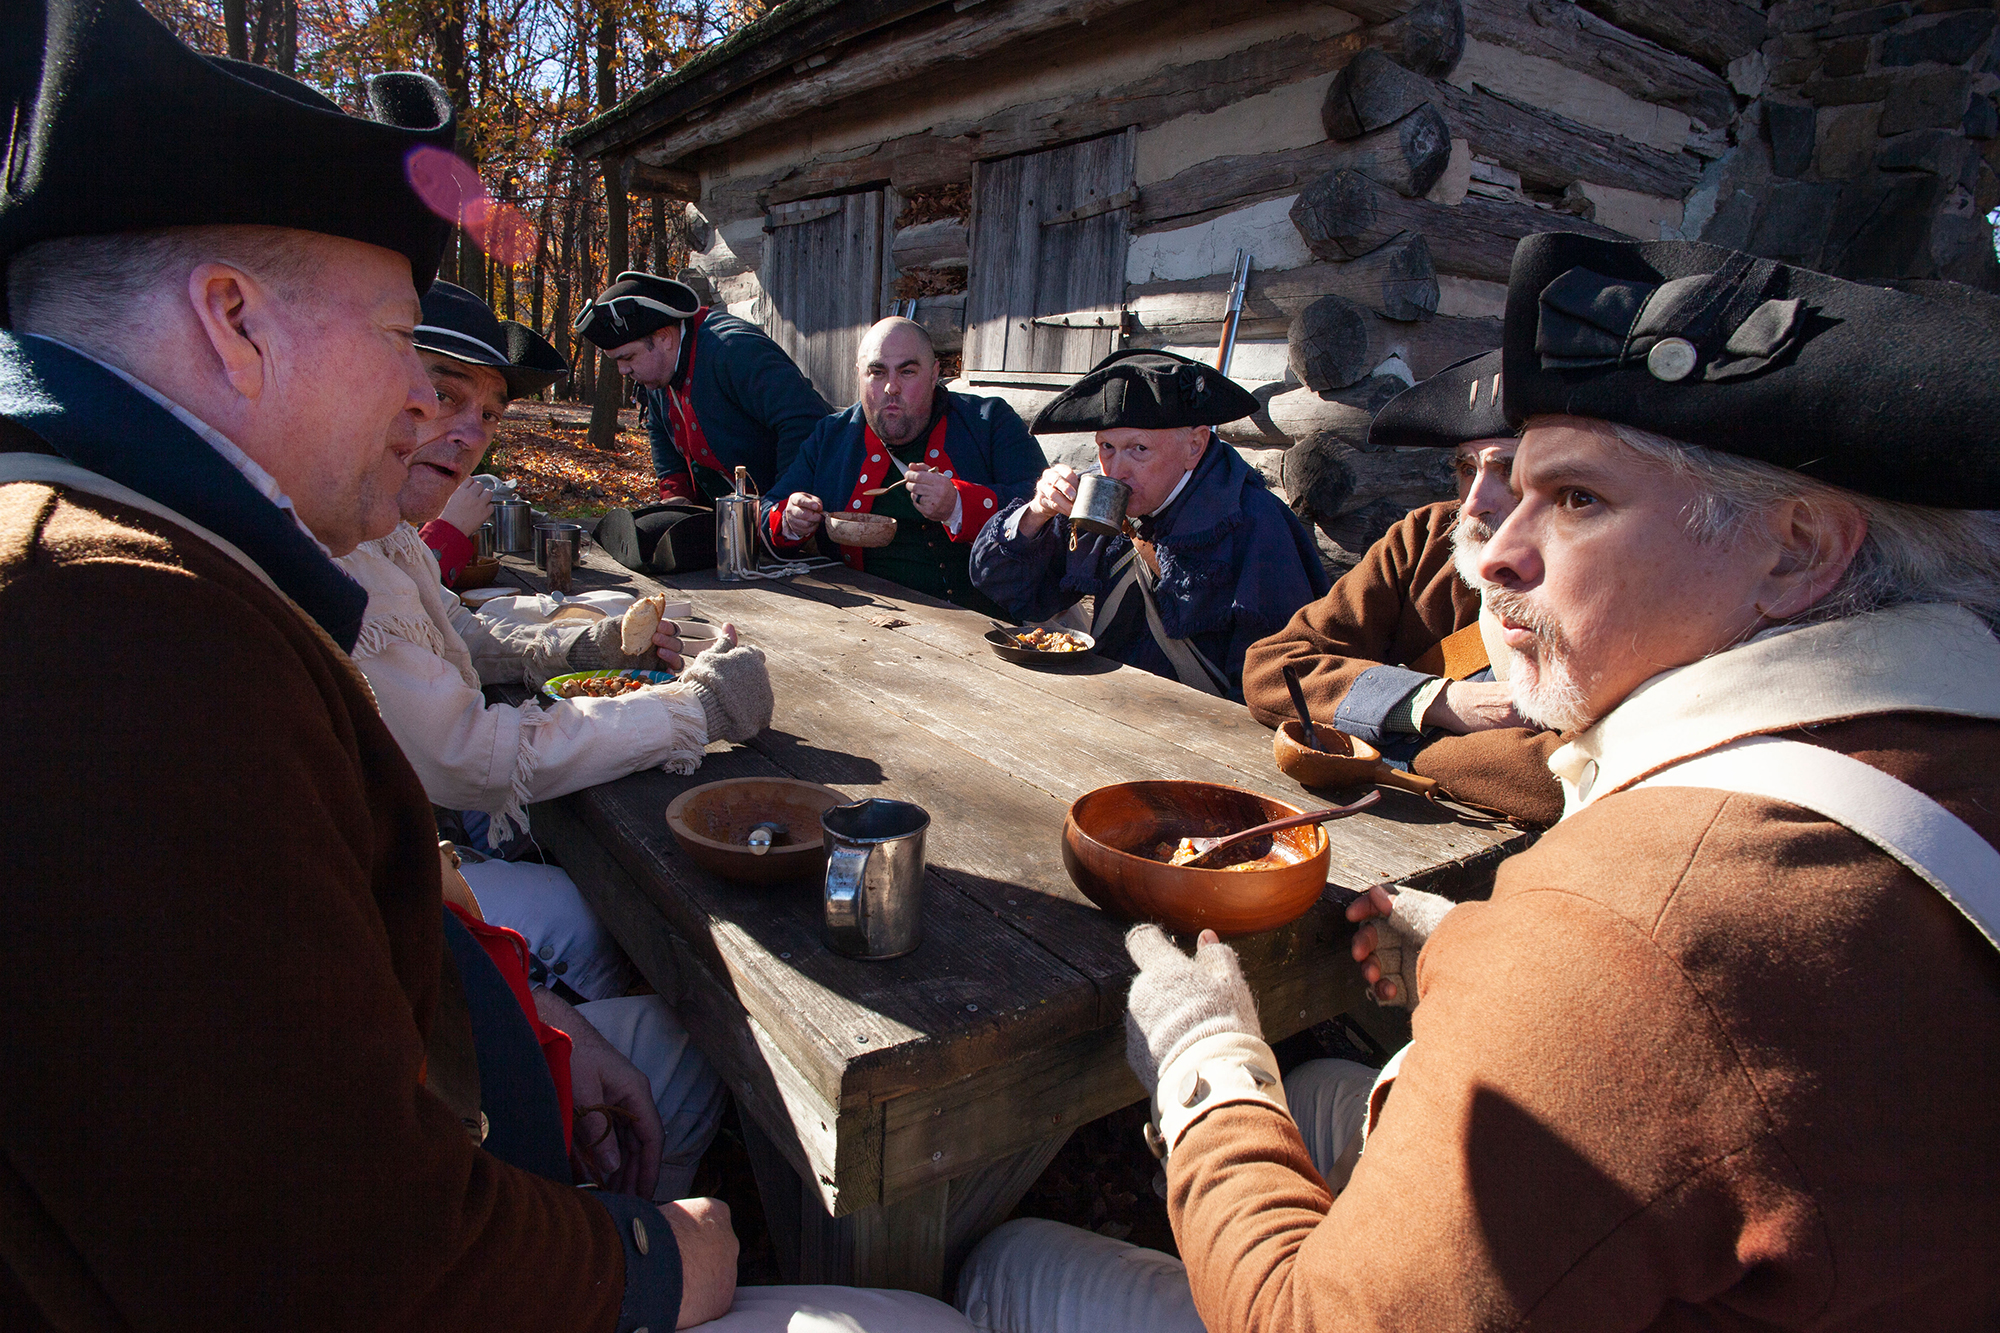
[{"left": 1177, "top": 790, "right": 1382, "bottom": 870}]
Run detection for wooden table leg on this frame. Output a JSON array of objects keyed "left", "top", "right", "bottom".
[{"left": 742, "top": 1113, "right": 1072, "bottom": 1299}]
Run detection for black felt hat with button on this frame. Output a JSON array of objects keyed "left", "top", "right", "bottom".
[
  {"left": 1503, "top": 233, "right": 2000, "bottom": 507},
  {"left": 1030, "top": 349, "right": 1260, "bottom": 434},
  {"left": 574, "top": 271, "right": 704, "bottom": 350},
  {"left": 416, "top": 281, "right": 568, "bottom": 398},
  {"left": 1369, "top": 351, "right": 1510, "bottom": 449},
  {"left": 0, "top": 0, "right": 458, "bottom": 316}
]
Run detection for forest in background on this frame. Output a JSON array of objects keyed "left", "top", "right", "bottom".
[{"left": 141, "top": 0, "right": 768, "bottom": 422}]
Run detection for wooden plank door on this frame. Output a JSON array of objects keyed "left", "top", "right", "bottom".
[
  {"left": 965, "top": 130, "right": 1135, "bottom": 374},
  {"left": 761, "top": 189, "right": 893, "bottom": 408}
]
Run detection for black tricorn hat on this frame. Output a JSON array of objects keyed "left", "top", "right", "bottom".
[
  {"left": 1030, "top": 348, "right": 1260, "bottom": 434},
  {"left": 574, "top": 271, "right": 703, "bottom": 350},
  {"left": 1503, "top": 233, "right": 2000, "bottom": 507},
  {"left": 1369, "top": 350, "right": 1511, "bottom": 449},
  {"left": 0, "top": 0, "right": 459, "bottom": 315},
  {"left": 415, "top": 281, "right": 568, "bottom": 398}
]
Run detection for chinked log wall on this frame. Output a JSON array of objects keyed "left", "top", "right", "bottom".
[{"left": 666, "top": 0, "right": 1759, "bottom": 460}]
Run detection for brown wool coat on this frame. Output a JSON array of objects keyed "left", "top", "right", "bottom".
[
  {"left": 1240, "top": 502, "right": 1563, "bottom": 825},
  {"left": 1170, "top": 713, "right": 2000, "bottom": 1331},
  {"left": 0, "top": 483, "right": 629, "bottom": 1330}
]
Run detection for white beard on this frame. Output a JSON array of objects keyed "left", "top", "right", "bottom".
[
  {"left": 1485, "top": 586, "right": 1596, "bottom": 733},
  {"left": 1450, "top": 511, "right": 1493, "bottom": 592}
]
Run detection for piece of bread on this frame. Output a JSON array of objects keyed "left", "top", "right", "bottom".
[{"left": 621, "top": 594, "right": 665, "bottom": 656}]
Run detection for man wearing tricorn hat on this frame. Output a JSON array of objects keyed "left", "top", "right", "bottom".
[
  {"left": 573, "top": 269, "right": 829, "bottom": 510},
  {"left": 958, "top": 235, "right": 2000, "bottom": 1330},
  {"left": 970, "top": 349, "right": 1329, "bottom": 701},
  {"left": 1243, "top": 350, "right": 1564, "bottom": 829},
  {"left": 0, "top": 1, "right": 748, "bottom": 1326},
  {"left": 764, "top": 316, "right": 1045, "bottom": 612}
]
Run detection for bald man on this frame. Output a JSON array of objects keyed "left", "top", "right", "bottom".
[{"left": 765, "top": 317, "right": 1045, "bottom": 613}]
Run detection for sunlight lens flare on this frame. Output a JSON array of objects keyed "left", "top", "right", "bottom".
[{"left": 405, "top": 145, "right": 536, "bottom": 265}]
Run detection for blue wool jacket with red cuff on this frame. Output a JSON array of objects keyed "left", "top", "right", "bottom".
[
  {"left": 644, "top": 310, "right": 831, "bottom": 501},
  {"left": 762, "top": 391, "right": 1044, "bottom": 595},
  {"left": 970, "top": 439, "right": 1329, "bottom": 703}
]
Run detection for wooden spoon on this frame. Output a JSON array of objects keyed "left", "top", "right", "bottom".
[
  {"left": 1177, "top": 790, "right": 1382, "bottom": 869},
  {"left": 862, "top": 477, "right": 910, "bottom": 497}
]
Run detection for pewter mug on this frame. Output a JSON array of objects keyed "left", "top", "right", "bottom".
[
  {"left": 1069, "top": 472, "right": 1131, "bottom": 537},
  {"left": 820, "top": 799, "right": 930, "bottom": 959},
  {"left": 494, "top": 499, "right": 536, "bottom": 554},
  {"left": 543, "top": 528, "right": 581, "bottom": 592},
  {"left": 715, "top": 491, "right": 758, "bottom": 581},
  {"left": 534, "top": 521, "right": 583, "bottom": 570},
  {"left": 474, "top": 521, "right": 496, "bottom": 559}
]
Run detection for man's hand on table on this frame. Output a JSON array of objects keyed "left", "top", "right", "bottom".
[
  {"left": 1420, "top": 679, "right": 1527, "bottom": 734},
  {"left": 1346, "top": 884, "right": 1454, "bottom": 1008},
  {"left": 1014, "top": 464, "right": 1081, "bottom": 538},
  {"left": 660, "top": 1196, "right": 738, "bottom": 1328},
  {"left": 904, "top": 462, "right": 959, "bottom": 524},
  {"left": 440, "top": 475, "right": 496, "bottom": 537},
  {"left": 530, "top": 987, "right": 663, "bottom": 1196},
  {"left": 779, "top": 492, "right": 824, "bottom": 541}
]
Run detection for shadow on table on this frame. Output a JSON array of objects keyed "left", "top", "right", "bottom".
[{"left": 749, "top": 729, "right": 887, "bottom": 788}]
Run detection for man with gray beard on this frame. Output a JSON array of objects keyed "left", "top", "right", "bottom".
[
  {"left": 1244, "top": 351, "right": 1563, "bottom": 828},
  {"left": 1014, "top": 235, "right": 2000, "bottom": 1333}
]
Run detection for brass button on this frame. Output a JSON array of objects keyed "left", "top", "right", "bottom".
[{"left": 631, "top": 1216, "right": 650, "bottom": 1255}]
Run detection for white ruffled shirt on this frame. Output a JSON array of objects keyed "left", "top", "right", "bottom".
[{"left": 337, "top": 523, "right": 708, "bottom": 845}]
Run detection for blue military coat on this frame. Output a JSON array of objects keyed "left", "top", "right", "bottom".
[
  {"left": 971, "top": 438, "right": 1329, "bottom": 702},
  {"left": 644, "top": 309, "right": 831, "bottom": 497}
]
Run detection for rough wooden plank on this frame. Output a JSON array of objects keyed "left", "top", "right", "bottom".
[
  {"left": 1575, "top": 0, "right": 1765, "bottom": 74},
  {"left": 623, "top": 0, "right": 1161, "bottom": 168},
  {"left": 567, "top": 0, "right": 950, "bottom": 160},
  {"left": 762, "top": 189, "right": 887, "bottom": 406},
  {"left": 1137, "top": 154, "right": 1620, "bottom": 275},
  {"left": 1435, "top": 80, "right": 1701, "bottom": 198},
  {"left": 1459, "top": 0, "right": 1735, "bottom": 129},
  {"left": 966, "top": 133, "right": 1133, "bottom": 373},
  {"left": 802, "top": 1177, "right": 950, "bottom": 1294},
  {"left": 1129, "top": 241, "right": 1438, "bottom": 328},
  {"left": 624, "top": 159, "right": 701, "bottom": 199}
]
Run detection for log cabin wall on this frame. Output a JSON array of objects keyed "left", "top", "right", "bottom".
[{"left": 570, "top": 0, "right": 1999, "bottom": 566}]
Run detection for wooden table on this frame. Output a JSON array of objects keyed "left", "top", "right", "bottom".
[{"left": 501, "top": 548, "right": 1529, "bottom": 1296}]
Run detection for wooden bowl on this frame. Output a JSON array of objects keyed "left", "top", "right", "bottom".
[
  {"left": 824, "top": 512, "right": 897, "bottom": 547},
  {"left": 454, "top": 556, "right": 502, "bottom": 590},
  {"left": 666, "top": 778, "right": 849, "bottom": 886},
  {"left": 1273, "top": 720, "right": 1437, "bottom": 795},
  {"left": 1061, "top": 780, "right": 1331, "bottom": 936}
]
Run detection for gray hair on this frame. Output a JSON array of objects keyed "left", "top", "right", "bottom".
[
  {"left": 1605, "top": 420, "right": 2000, "bottom": 634},
  {"left": 6, "top": 226, "right": 327, "bottom": 340}
]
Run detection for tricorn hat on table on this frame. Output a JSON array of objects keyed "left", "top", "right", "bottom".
[
  {"left": 1369, "top": 350, "right": 1510, "bottom": 450},
  {"left": 1029, "top": 349, "right": 1260, "bottom": 434},
  {"left": 0, "top": 0, "right": 459, "bottom": 321},
  {"left": 574, "top": 271, "right": 704, "bottom": 350},
  {"left": 1503, "top": 233, "right": 2000, "bottom": 508},
  {"left": 416, "top": 281, "right": 568, "bottom": 398}
]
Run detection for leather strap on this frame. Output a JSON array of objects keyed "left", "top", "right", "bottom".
[
  {"left": 1092, "top": 547, "right": 1226, "bottom": 697},
  {"left": 1408, "top": 621, "right": 1491, "bottom": 680},
  {"left": 1631, "top": 736, "right": 2000, "bottom": 951}
]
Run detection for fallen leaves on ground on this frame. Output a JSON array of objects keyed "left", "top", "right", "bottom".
[{"left": 486, "top": 407, "right": 655, "bottom": 518}]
